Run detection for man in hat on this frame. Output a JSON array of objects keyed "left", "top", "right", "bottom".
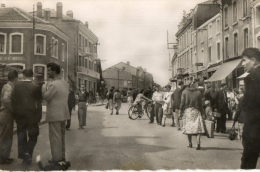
[{"left": 240, "top": 48, "right": 260, "bottom": 169}]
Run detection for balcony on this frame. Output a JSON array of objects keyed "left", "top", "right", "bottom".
[{"left": 77, "top": 66, "right": 100, "bottom": 79}]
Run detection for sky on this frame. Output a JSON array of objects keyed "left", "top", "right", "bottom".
[{"left": 3, "top": 0, "right": 206, "bottom": 85}]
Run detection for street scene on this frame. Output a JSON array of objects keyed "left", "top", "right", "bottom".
[
  {"left": 1, "top": 104, "right": 259, "bottom": 171},
  {"left": 0, "top": 0, "right": 260, "bottom": 171}
]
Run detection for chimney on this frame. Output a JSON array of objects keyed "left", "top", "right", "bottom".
[
  {"left": 56, "top": 2, "right": 63, "bottom": 19},
  {"left": 1, "top": 4, "right": 6, "bottom": 8},
  {"left": 85, "top": 21, "right": 88, "bottom": 28},
  {"left": 66, "top": 10, "right": 73, "bottom": 18},
  {"left": 126, "top": 61, "right": 130, "bottom": 65},
  {"left": 36, "top": 2, "right": 42, "bottom": 18},
  {"left": 44, "top": 9, "right": 51, "bottom": 20}
]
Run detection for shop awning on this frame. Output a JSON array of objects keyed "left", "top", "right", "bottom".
[
  {"left": 237, "top": 72, "right": 249, "bottom": 79},
  {"left": 206, "top": 58, "right": 242, "bottom": 82}
]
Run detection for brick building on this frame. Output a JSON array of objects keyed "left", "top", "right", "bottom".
[
  {"left": 0, "top": 6, "right": 69, "bottom": 81},
  {"left": 103, "top": 62, "right": 153, "bottom": 90},
  {"left": 34, "top": 2, "right": 100, "bottom": 92}
]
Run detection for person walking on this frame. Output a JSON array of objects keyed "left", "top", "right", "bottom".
[
  {"left": 42, "top": 63, "right": 70, "bottom": 166},
  {"left": 66, "top": 86, "right": 76, "bottom": 130},
  {"left": 0, "top": 70, "right": 18, "bottom": 164},
  {"left": 240, "top": 48, "right": 260, "bottom": 169},
  {"left": 152, "top": 86, "right": 164, "bottom": 125},
  {"left": 216, "top": 83, "right": 229, "bottom": 133},
  {"left": 171, "top": 81, "right": 184, "bottom": 130},
  {"left": 127, "top": 88, "right": 134, "bottom": 108},
  {"left": 107, "top": 87, "right": 115, "bottom": 115},
  {"left": 180, "top": 79, "right": 205, "bottom": 150},
  {"left": 162, "top": 85, "right": 173, "bottom": 127},
  {"left": 11, "top": 69, "right": 42, "bottom": 165},
  {"left": 113, "top": 89, "right": 122, "bottom": 115},
  {"left": 77, "top": 87, "right": 88, "bottom": 129}
]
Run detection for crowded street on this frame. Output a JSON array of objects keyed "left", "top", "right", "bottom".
[{"left": 0, "top": 103, "right": 258, "bottom": 170}]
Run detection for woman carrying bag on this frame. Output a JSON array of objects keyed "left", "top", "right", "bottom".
[{"left": 179, "top": 79, "right": 206, "bottom": 150}]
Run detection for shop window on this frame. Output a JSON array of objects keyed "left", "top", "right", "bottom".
[{"left": 10, "top": 33, "right": 23, "bottom": 54}]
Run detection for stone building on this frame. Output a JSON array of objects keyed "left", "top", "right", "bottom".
[{"left": 0, "top": 6, "right": 69, "bottom": 81}]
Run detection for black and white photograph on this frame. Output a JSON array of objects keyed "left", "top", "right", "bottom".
[{"left": 0, "top": 0, "right": 260, "bottom": 170}]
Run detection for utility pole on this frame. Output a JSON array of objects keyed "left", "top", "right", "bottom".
[{"left": 117, "top": 69, "right": 119, "bottom": 89}]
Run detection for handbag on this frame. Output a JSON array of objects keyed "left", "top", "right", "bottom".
[{"left": 228, "top": 121, "right": 237, "bottom": 140}]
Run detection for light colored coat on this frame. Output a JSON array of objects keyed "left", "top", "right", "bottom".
[{"left": 42, "top": 79, "right": 70, "bottom": 122}]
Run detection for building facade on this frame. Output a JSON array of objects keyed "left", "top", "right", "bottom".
[
  {"left": 103, "top": 62, "right": 153, "bottom": 90},
  {"left": 173, "top": 1, "right": 220, "bottom": 84},
  {"left": 220, "top": 0, "right": 251, "bottom": 88},
  {"left": 195, "top": 13, "right": 223, "bottom": 80},
  {"left": 0, "top": 7, "right": 69, "bottom": 81},
  {"left": 35, "top": 2, "right": 100, "bottom": 93}
]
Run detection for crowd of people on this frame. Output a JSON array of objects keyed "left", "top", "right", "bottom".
[
  {"left": 0, "top": 47, "right": 259, "bottom": 170},
  {"left": 0, "top": 63, "right": 72, "bottom": 169},
  {"left": 109, "top": 47, "right": 259, "bottom": 169}
]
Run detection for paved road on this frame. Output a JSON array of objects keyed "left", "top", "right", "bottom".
[{"left": 1, "top": 103, "right": 259, "bottom": 170}]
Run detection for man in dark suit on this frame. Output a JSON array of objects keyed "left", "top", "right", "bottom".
[
  {"left": 171, "top": 81, "right": 184, "bottom": 129},
  {"left": 66, "top": 86, "right": 76, "bottom": 130},
  {"left": 240, "top": 48, "right": 260, "bottom": 169},
  {"left": 11, "top": 69, "right": 42, "bottom": 165},
  {"left": 216, "top": 83, "right": 229, "bottom": 133}
]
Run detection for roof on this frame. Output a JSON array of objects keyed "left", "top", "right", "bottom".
[
  {"left": 0, "top": 7, "right": 48, "bottom": 23},
  {"left": 35, "top": 8, "right": 77, "bottom": 21}
]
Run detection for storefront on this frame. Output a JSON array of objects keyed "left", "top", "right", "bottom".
[{"left": 206, "top": 58, "right": 242, "bottom": 89}]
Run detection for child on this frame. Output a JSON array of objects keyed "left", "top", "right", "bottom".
[
  {"left": 205, "top": 100, "right": 214, "bottom": 121},
  {"left": 204, "top": 100, "right": 215, "bottom": 138}
]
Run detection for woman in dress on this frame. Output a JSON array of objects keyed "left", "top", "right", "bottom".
[{"left": 180, "top": 79, "right": 205, "bottom": 150}]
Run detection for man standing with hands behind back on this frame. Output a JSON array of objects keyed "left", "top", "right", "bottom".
[
  {"left": 240, "top": 48, "right": 260, "bottom": 169},
  {"left": 42, "top": 63, "right": 70, "bottom": 167}
]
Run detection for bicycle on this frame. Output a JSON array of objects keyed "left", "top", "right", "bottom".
[{"left": 128, "top": 100, "right": 153, "bottom": 120}]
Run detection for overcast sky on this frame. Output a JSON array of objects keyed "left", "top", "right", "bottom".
[{"left": 3, "top": 0, "right": 206, "bottom": 85}]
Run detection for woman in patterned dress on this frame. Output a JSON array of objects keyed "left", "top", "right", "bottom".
[{"left": 180, "top": 79, "right": 205, "bottom": 150}]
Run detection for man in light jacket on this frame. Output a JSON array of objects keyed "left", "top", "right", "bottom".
[{"left": 42, "top": 63, "right": 70, "bottom": 165}]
